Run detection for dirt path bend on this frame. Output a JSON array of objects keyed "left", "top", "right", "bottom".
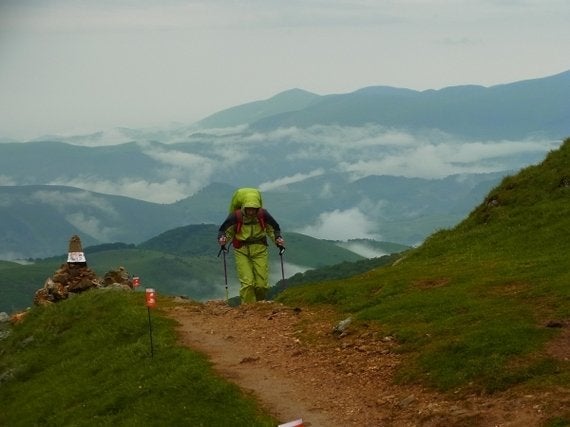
[{"left": 166, "top": 299, "right": 569, "bottom": 427}]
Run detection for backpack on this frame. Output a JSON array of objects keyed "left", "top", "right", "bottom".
[
  {"left": 229, "top": 188, "right": 267, "bottom": 247},
  {"left": 228, "top": 187, "right": 263, "bottom": 213}
]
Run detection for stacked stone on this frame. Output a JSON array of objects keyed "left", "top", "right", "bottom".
[
  {"left": 33, "top": 235, "right": 133, "bottom": 306},
  {"left": 103, "top": 266, "right": 134, "bottom": 290}
]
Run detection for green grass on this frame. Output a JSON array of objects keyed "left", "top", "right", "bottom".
[
  {"left": 1, "top": 139, "right": 568, "bottom": 424},
  {"left": 278, "top": 138, "right": 570, "bottom": 394},
  {"left": 0, "top": 230, "right": 373, "bottom": 314},
  {"left": 0, "top": 291, "right": 276, "bottom": 426}
]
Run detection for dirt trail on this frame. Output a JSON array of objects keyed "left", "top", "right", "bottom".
[{"left": 166, "top": 299, "right": 569, "bottom": 427}]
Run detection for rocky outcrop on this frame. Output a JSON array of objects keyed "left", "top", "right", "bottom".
[
  {"left": 32, "top": 235, "right": 135, "bottom": 307},
  {"left": 33, "top": 264, "right": 135, "bottom": 306}
]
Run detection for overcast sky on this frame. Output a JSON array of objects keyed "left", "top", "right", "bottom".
[{"left": 1, "top": 0, "right": 569, "bottom": 140}]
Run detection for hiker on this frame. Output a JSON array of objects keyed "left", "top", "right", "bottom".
[{"left": 217, "top": 188, "right": 285, "bottom": 303}]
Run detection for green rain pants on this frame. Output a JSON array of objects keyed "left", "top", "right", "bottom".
[{"left": 234, "top": 243, "right": 269, "bottom": 303}]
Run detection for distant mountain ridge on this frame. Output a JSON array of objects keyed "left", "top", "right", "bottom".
[
  {"left": 198, "top": 71, "right": 570, "bottom": 140},
  {"left": 197, "top": 88, "right": 320, "bottom": 128},
  {"left": 0, "top": 185, "right": 184, "bottom": 259},
  {"left": 0, "top": 71, "right": 567, "bottom": 261}
]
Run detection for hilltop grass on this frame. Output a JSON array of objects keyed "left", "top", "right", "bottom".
[
  {"left": 0, "top": 291, "right": 276, "bottom": 427},
  {"left": 0, "top": 230, "right": 372, "bottom": 314},
  {"left": 277, "top": 139, "right": 570, "bottom": 394}
]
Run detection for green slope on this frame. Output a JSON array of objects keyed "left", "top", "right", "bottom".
[
  {"left": 0, "top": 225, "right": 375, "bottom": 313},
  {"left": 0, "top": 291, "right": 276, "bottom": 426},
  {"left": 2, "top": 140, "right": 568, "bottom": 425},
  {"left": 277, "top": 138, "right": 570, "bottom": 393}
]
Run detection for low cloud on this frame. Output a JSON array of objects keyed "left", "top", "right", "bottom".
[
  {"left": 203, "top": 124, "right": 558, "bottom": 180},
  {"left": 48, "top": 178, "right": 192, "bottom": 204},
  {"left": 30, "top": 190, "right": 118, "bottom": 217},
  {"left": 0, "top": 175, "right": 17, "bottom": 186},
  {"left": 144, "top": 147, "right": 213, "bottom": 170},
  {"left": 319, "top": 182, "right": 335, "bottom": 198},
  {"left": 296, "top": 207, "right": 381, "bottom": 241},
  {"left": 7, "top": 123, "right": 559, "bottom": 204},
  {"left": 269, "top": 261, "right": 312, "bottom": 284},
  {"left": 259, "top": 169, "right": 324, "bottom": 191},
  {"left": 337, "top": 136, "right": 559, "bottom": 179},
  {"left": 0, "top": 251, "right": 30, "bottom": 261},
  {"left": 336, "top": 242, "right": 387, "bottom": 258},
  {"left": 65, "top": 212, "right": 117, "bottom": 242}
]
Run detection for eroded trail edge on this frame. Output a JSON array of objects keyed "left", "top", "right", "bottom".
[{"left": 166, "top": 300, "right": 566, "bottom": 426}]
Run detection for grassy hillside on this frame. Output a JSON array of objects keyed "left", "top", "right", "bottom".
[
  {"left": 0, "top": 226, "right": 379, "bottom": 313},
  {"left": 1, "top": 139, "right": 567, "bottom": 425},
  {"left": 0, "top": 291, "right": 276, "bottom": 426},
  {"left": 270, "top": 252, "right": 402, "bottom": 299},
  {"left": 278, "top": 138, "right": 570, "bottom": 394}
]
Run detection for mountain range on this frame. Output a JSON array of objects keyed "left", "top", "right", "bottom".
[
  {"left": 0, "top": 172, "right": 504, "bottom": 260},
  {"left": 199, "top": 70, "right": 570, "bottom": 140},
  {"left": 0, "top": 71, "right": 568, "bottom": 261}
]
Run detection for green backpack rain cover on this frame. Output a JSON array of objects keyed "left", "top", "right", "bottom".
[{"left": 228, "top": 188, "right": 263, "bottom": 213}]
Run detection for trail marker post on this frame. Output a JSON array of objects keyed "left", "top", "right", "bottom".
[{"left": 145, "top": 288, "right": 156, "bottom": 358}]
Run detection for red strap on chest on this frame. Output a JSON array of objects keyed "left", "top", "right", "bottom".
[{"left": 235, "top": 208, "right": 266, "bottom": 233}]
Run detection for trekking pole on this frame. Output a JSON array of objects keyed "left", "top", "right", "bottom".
[
  {"left": 278, "top": 246, "right": 286, "bottom": 282},
  {"left": 217, "top": 245, "right": 229, "bottom": 301}
]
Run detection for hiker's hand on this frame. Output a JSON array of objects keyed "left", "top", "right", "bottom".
[
  {"left": 218, "top": 235, "right": 227, "bottom": 246},
  {"left": 275, "top": 237, "right": 285, "bottom": 247}
]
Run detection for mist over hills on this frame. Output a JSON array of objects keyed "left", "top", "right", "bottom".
[
  {"left": 0, "top": 171, "right": 503, "bottom": 260},
  {"left": 0, "top": 71, "right": 568, "bottom": 260}
]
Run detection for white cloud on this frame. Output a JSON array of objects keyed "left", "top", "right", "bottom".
[
  {"left": 210, "top": 124, "right": 558, "bottom": 181},
  {"left": 338, "top": 137, "right": 559, "bottom": 179},
  {"left": 269, "top": 261, "right": 312, "bottom": 284},
  {"left": 45, "top": 178, "right": 191, "bottom": 203},
  {"left": 296, "top": 207, "right": 381, "bottom": 241},
  {"left": 259, "top": 169, "right": 325, "bottom": 191},
  {"left": 143, "top": 148, "right": 212, "bottom": 170},
  {"left": 0, "top": 175, "right": 17, "bottom": 186},
  {"left": 144, "top": 147, "right": 216, "bottom": 183},
  {"left": 23, "top": 189, "right": 120, "bottom": 240},
  {"left": 30, "top": 190, "right": 119, "bottom": 216},
  {"left": 4, "top": 123, "right": 557, "bottom": 203},
  {"left": 336, "top": 241, "right": 387, "bottom": 259},
  {"left": 0, "top": 251, "right": 31, "bottom": 262},
  {"left": 319, "top": 182, "right": 334, "bottom": 199},
  {"left": 65, "top": 212, "right": 117, "bottom": 242}
]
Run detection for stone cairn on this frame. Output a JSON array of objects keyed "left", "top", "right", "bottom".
[{"left": 33, "top": 235, "right": 134, "bottom": 306}]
